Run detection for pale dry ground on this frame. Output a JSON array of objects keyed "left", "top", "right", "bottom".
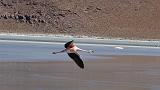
[{"left": 0, "top": 56, "right": 160, "bottom": 90}]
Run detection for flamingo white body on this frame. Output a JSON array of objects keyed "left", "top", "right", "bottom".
[{"left": 52, "top": 40, "right": 93, "bottom": 69}]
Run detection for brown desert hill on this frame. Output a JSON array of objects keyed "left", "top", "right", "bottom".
[{"left": 0, "top": 0, "right": 160, "bottom": 39}]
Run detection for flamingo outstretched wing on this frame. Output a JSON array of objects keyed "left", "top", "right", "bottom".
[{"left": 67, "top": 53, "right": 84, "bottom": 69}]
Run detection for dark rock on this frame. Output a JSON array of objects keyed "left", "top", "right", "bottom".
[
  {"left": 1, "top": 1, "right": 7, "bottom": 6},
  {"left": 59, "top": 14, "right": 65, "bottom": 17},
  {"left": 134, "top": 8, "right": 138, "bottom": 11},
  {"left": 31, "top": 15, "right": 36, "bottom": 18},
  {"left": 27, "top": 20, "right": 32, "bottom": 24},
  {"left": 24, "top": 15, "right": 31, "bottom": 21},
  {"left": 8, "top": 15, "right": 13, "bottom": 18},
  {"left": 96, "top": 7, "right": 101, "bottom": 11},
  {"left": 40, "top": 20, "right": 45, "bottom": 23},
  {"left": 15, "top": 15, "right": 24, "bottom": 22},
  {"left": 3, "top": 15, "right": 8, "bottom": 19},
  {"left": 24, "top": 15, "right": 32, "bottom": 24},
  {"left": 17, "top": 15, "right": 24, "bottom": 20}
]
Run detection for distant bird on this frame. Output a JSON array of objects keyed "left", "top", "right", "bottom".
[
  {"left": 52, "top": 40, "right": 94, "bottom": 69},
  {"left": 114, "top": 46, "right": 124, "bottom": 50}
]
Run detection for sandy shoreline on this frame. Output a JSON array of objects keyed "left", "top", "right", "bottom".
[
  {"left": 0, "top": 55, "right": 160, "bottom": 90},
  {"left": 1, "top": 33, "right": 160, "bottom": 47}
]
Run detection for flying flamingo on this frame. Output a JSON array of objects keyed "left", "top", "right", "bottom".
[{"left": 52, "top": 40, "right": 94, "bottom": 69}]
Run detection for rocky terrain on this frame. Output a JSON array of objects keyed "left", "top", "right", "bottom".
[{"left": 0, "top": 0, "right": 160, "bottom": 39}]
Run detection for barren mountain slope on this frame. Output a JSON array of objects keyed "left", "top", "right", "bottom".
[{"left": 0, "top": 0, "right": 160, "bottom": 39}]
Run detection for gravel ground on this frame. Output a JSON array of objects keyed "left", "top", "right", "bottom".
[{"left": 0, "top": 0, "right": 160, "bottom": 39}]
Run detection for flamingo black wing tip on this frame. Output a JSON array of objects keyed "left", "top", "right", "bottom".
[{"left": 80, "top": 65, "right": 84, "bottom": 69}]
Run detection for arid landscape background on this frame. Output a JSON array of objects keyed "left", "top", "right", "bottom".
[{"left": 0, "top": 0, "right": 160, "bottom": 39}]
